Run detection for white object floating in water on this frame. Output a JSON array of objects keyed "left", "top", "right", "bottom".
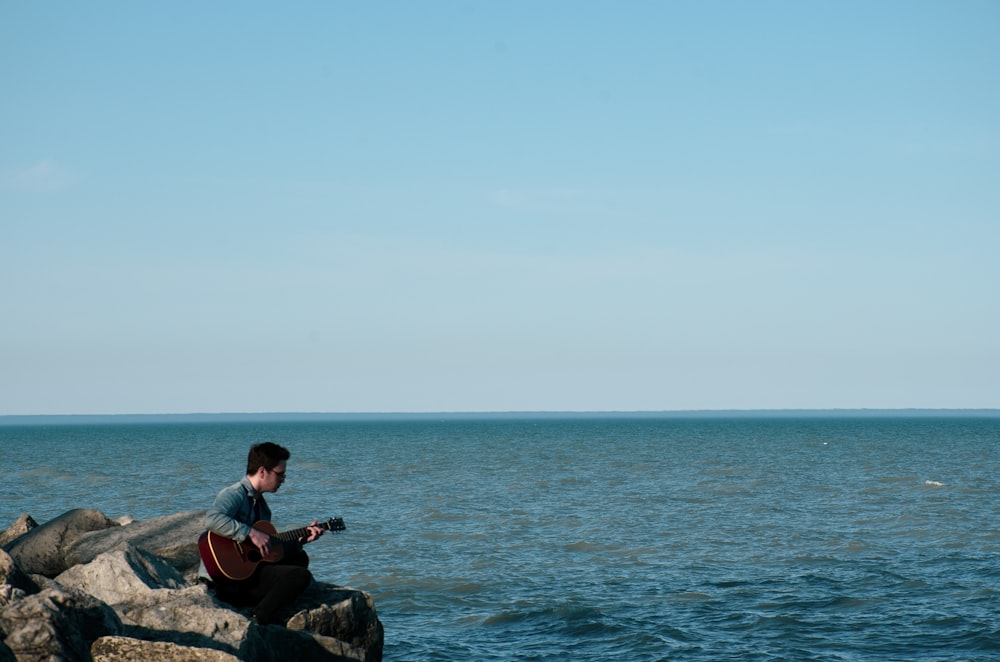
[{"left": 924, "top": 480, "right": 945, "bottom": 487}]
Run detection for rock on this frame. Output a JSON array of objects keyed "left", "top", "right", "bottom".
[
  {"left": 0, "top": 549, "right": 39, "bottom": 597},
  {"left": 246, "top": 624, "right": 376, "bottom": 662},
  {"left": 0, "top": 509, "right": 384, "bottom": 661},
  {"left": 0, "top": 585, "right": 28, "bottom": 611},
  {"left": 0, "top": 515, "right": 38, "bottom": 548},
  {"left": 66, "top": 510, "right": 205, "bottom": 576},
  {"left": 92, "top": 635, "right": 241, "bottom": 661},
  {"left": 0, "top": 584, "right": 122, "bottom": 661},
  {"left": 55, "top": 544, "right": 187, "bottom": 606},
  {"left": 3, "top": 509, "right": 119, "bottom": 577},
  {"left": 115, "top": 584, "right": 256, "bottom": 654},
  {"left": 111, "top": 579, "right": 383, "bottom": 661},
  {"left": 289, "top": 585, "right": 385, "bottom": 661}
]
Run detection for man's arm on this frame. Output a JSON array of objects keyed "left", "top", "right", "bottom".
[
  {"left": 204, "top": 484, "right": 253, "bottom": 543},
  {"left": 204, "top": 483, "right": 276, "bottom": 557}
]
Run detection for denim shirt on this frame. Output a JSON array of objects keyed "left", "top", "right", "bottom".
[{"left": 198, "top": 476, "right": 272, "bottom": 580}]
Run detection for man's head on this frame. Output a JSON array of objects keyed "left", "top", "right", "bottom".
[
  {"left": 247, "top": 442, "right": 290, "bottom": 474},
  {"left": 246, "top": 442, "right": 290, "bottom": 493}
]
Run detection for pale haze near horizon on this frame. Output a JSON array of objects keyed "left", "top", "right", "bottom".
[{"left": 2, "top": 2, "right": 998, "bottom": 415}]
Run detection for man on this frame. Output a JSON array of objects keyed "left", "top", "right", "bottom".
[{"left": 198, "top": 442, "right": 325, "bottom": 625}]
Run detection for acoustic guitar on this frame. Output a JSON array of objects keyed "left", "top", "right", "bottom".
[{"left": 198, "top": 517, "right": 345, "bottom": 581}]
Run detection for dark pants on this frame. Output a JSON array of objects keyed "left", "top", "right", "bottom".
[{"left": 212, "top": 548, "right": 313, "bottom": 625}]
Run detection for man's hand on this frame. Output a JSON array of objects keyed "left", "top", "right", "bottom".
[
  {"left": 248, "top": 527, "right": 272, "bottom": 557},
  {"left": 299, "top": 520, "right": 325, "bottom": 544}
]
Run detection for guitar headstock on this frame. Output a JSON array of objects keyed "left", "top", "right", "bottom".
[{"left": 321, "top": 517, "right": 346, "bottom": 532}]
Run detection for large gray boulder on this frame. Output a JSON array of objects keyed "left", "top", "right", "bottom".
[
  {"left": 0, "top": 550, "right": 39, "bottom": 599},
  {"left": 3, "top": 509, "right": 119, "bottom": 576},
  {"left": 65, "top": 510, "right": 205, "bottom": 576},
  {"left": 92, "top": 636, "right": 240, "bottom": 661},
  {"left": 289, "top": 586, "right": 384, "bottom": 660},
  {"left": 0, "top": 584, "right": 122, "bottom": 661},
  {"left": 0, "top": 516, "right": 37, "bottom": 549},
  {"left": 115, "top": 583, "right": 257, "bottom": 654},
  {"left": 55, "top": 544, "right": 187, "bottom": 606}
]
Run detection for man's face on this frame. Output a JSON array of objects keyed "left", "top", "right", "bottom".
[{"left": 261, "top": 460, "right": 287, "bottom": 493}]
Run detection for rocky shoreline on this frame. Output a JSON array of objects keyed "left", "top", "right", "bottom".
[{"left": 0, "top": 510, "right": 383, "bottom": 661}]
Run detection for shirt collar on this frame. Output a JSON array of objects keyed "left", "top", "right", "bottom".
[{"left": 239, "top": 475, "right": 259, "bottom": 500}]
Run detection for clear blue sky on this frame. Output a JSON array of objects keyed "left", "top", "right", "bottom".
[{"left": 2, "top": 2, "right": 998, "bottom": 415}]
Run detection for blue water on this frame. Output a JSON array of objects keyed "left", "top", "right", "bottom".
[{"left": 3, "top": 413, "right": 999, "bottom": 660}]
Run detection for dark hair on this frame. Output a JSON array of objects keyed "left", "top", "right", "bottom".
[{"left": 246, "top": 442, "right": 291, "bottom": 475}]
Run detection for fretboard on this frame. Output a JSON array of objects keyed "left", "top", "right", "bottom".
[
  {"left": 274, "top": 527, "right": 313, "bottom": 543},
  {"left": 273, "top": 520, "right": 339, "bottom": 542}
]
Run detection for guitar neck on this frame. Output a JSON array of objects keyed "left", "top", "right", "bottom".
[
  {"left": 271, "top": 519, "right": 342, "bottom": 543},
  {"left": 273, "top": 526, "right": 315, "bottom": 543}
]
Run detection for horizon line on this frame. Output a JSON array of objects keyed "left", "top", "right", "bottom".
[{"left": 1, "top": 407, "right": 998, "bottom": 424}]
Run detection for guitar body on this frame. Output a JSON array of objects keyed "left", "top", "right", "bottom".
[
  {"left": 199, "top": 521, "right": 284, "bottom": 581},
  {"left": 198, "top": 517, "right": 344, "bottom": 581}
]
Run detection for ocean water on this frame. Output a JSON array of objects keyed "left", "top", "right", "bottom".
[{"left": 2, "top": 413, "right": 999, "bottom": 660}]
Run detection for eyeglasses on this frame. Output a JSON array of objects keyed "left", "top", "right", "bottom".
[{"left": 270, "top": 469, "right": 286, "bottom": 479}]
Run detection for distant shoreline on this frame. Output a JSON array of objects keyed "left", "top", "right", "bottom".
[{"left": 1, "top": 409, "right": 998, "bottom": 426}]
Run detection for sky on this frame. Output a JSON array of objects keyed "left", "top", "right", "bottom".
[{"left": 2, "top": 1, "right": 998, "bottom": 415}]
